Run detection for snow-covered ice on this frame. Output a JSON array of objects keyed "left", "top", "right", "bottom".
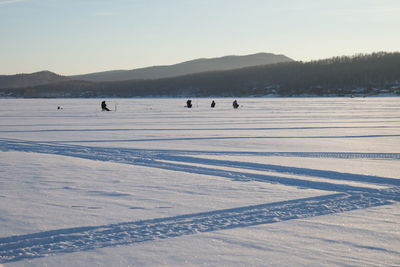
[{"left": 0, "top": 97, "right": 399, "bottom": 266}]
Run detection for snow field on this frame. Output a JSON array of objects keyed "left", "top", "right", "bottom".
[{"left": 0, "top": 97, "right": 399, "bottom": 266}]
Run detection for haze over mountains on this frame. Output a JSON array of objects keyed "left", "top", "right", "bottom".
[
  {"left": 0, "top": 53, "right": 292, "bottom": 90},
  {"left": 71, "top": 53, "right": 293, "bottom": 82},
  {"left": 0, "top": 71, "right": 70, "bottom": 89},
  {"left": 1, "top": 52, "right": 399, "bottom": 98}
]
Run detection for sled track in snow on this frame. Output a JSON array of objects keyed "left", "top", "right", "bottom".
[{"left": 1, "top": 138, "right": 399, "bottom": 263}]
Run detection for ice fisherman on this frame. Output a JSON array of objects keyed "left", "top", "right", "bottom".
[
  {"left": 211, "top": 100, "right": 216, "bottom": 108},
  {"left": 101, "top": 100, "right": 111, "bottom": 111},
  {"left": 186, "top": 99, "right": 192, "bottom": 108},
  {"left": 233, "top": 100, "right": 239, "bottom": 109}
]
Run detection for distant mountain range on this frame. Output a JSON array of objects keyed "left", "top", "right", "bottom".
[
  {"left": 0, "top": 71, "right": 70, "bottom": 89},
  {"left": 71, "top": 53, "right": 294, "bottom": 82},
  {"left": 1, "top": 52, "right": 400, "bottom": 98},
  {"left": 0, "top": 52, "right": 294, "bottom": 90}
]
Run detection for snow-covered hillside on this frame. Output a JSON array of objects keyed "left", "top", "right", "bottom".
[{"left": 0, "top": 97, "right": 399, "bottom": 266}]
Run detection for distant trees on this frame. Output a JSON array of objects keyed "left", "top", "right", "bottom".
[{"left": 1, "top": 52, "right": 400, "bottom": 97}]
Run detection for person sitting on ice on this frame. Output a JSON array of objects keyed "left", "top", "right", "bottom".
[
  {"left": 186, "top": 99, "right": 192, "bottom": 108},
  {"left": 232, "top": 100, "right": 239, "bottom": 109},
  {"left": 211, "top": 100, "right": 216, "bottom": 108},
  {"left": 101, "top": 100, "right": 111, "bottom": 111}
]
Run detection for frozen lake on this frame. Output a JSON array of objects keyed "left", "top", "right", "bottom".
[{"left": 1, "top": 97, "right": 400, "bottom": 266}]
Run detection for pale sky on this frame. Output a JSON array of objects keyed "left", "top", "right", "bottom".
[{"left": 1, "top": 0, "right": 399, "bottom": 75}]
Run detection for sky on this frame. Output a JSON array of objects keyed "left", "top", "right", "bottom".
[{"left": 0, "top": 0, "right": 399, "bottom": 75}]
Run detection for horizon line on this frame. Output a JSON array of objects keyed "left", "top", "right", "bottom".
[{"left": 1, "top": 50, "right": 399, "bottom": 77}]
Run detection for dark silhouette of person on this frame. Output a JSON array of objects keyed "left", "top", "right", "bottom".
[
  {"left": 233, "top": 100, "right": 239, "bottom": 109},
  {"left": 211, "top": 100, "right": 216, "bottom": 108},
  {"left": 101, "top": 101, "right": 111, "bottom": 111},
  {"left": 186, "top": 99, "right": 192, "bottom": 108}
]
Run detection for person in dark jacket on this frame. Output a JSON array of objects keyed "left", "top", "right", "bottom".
[
  {"left": 233, "top": 100, "right": 239, "bottom": 109},
  {"left": 101, "top": 101, "right": 111, "bottom": 111},
  {"left": 211, "top": 100, "right": 216, "bottom": 108},
  {"left": 186, "top": 99, "right": 192, "bottom": 108}
]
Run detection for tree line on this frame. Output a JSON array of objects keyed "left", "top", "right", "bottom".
[{"left": 1, "top": 52, "right": 400, "bottom": 98}]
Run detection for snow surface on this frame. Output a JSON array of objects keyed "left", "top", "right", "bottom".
[{"left": 0, "top": 97, "right": 399, "bottom": 266}]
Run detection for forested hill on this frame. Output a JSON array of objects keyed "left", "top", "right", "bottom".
[
  {"left": 0, "top": 71, "right": 70, "bottom": 89},
  {"left": 71, "top": 53, "right": 293, "bottom": 82},
  {"left": 1, "top": 52, "right": 400, "bottom": 98}
]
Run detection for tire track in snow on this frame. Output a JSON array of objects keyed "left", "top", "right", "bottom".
[
  {"left": 1, "top": 139, "right": 399, "bottom": 194},
  {"left": 0, "top": 192, "right": 393, "bottom": 263},
  {"left": 158, "top": 155, "right": 400, "bottom": 187},
  {"left": 2, "top": 138, "right": 400, "bottom": 160},
  {"left": 1, "top": 138, "right": 400, "bottom": 263}
]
